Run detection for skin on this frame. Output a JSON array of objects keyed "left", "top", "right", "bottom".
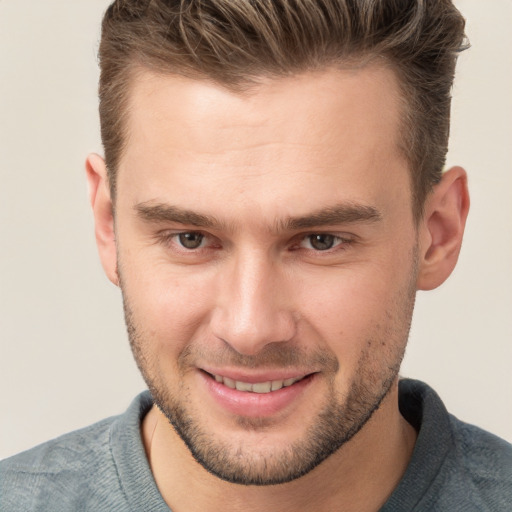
[{"left": 86, "top": 64, "right": 469, "bottom": 511}]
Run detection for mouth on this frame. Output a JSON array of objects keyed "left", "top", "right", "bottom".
[
  {"left": 202, "top": 370, "right": 313, "bottom": 395},
  {"left": 199, "top": 369, "right": 317, "bottom": 418},
  {"left": 202, "top": 370, "right": 312, "bottom": 394}
]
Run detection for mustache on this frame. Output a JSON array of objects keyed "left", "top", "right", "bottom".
[{"left": 178, "top": 341, "right": 340, "bottom": 373}]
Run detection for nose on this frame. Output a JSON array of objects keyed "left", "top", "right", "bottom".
[{"left": 210, "top": 250, "right": 297, "bottom": 355}]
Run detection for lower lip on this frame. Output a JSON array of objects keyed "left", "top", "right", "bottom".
[{"left": 199, "top": 371, "right": 315, "bottom": 418}]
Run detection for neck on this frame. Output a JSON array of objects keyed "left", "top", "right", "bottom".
[{"left": 142, "top": 382, "right": 417, "bottom": 512}]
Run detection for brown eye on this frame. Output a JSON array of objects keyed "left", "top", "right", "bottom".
[
  {"left": 307, "top": 234, "right": 336, "bottom": 251},
  {"left": 178, "top": 232, "right": 204, "bottom": 249}
]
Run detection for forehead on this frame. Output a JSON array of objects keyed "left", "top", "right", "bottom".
[
  {"left": 118, "top": 64, "right": 410, "bottom": 222},
  {"left": 125, "top": 63, "right": 402, "bottom": 151}
]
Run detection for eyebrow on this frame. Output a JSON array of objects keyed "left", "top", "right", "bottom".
[
  {"left": 135, "top": 201, "right": 382, "bottom": 232},
  {"left": 135, "top": 202, "right": 225, "bottom": 229},
  {"left": 282, "top": 203, "right": 382, "bottom": 230}
]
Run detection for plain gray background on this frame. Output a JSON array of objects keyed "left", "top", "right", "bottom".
[{"left": 1, "top": 0, "right": 511, "bottom": 459}]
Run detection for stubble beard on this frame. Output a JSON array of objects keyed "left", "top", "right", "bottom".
[{"left": 120, "top": 254, "right": 417, "bottom": 486}]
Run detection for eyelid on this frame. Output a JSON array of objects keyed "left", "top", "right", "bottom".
[
  {"left": 156, "top": 229, "right": 213, "bottom": 249},
  {"left": 291, "top": 231, "right": 356, "bottom": 253},
  {"left": 154, "top": 229, "right": 355, "bottom": 253},
  {"left": 300, "top": 230, "right": 354, "bottom": 241}
]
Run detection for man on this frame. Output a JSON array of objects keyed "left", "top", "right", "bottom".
[{"left": 1, "top": 0, "right": 511, "bottom": 510}]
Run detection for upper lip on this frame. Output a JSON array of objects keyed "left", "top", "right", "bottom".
[{"left": 200, "top": 367, "right": 314, "bottom": 383}]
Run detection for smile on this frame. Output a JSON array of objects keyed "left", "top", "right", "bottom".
[
  {"left": 209, "top": 373, "right": 306, "bottom": 394},
  {"left": 200, "top": 370, "right": 317, "bottom": 417}
]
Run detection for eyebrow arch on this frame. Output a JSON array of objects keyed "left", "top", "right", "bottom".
[
  {"left": 135, "top": 200, "right": 382, "bottom": 233},
  {"left": 135, "top": 202, "right": 226, "bottom": 229},
  {"left": 282, "top": 203, "right": 382, "bottom": 230}
]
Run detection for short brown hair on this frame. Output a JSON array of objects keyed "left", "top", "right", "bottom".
[{"left": 98, "top": 0, "right": 468, "bottom": 220}]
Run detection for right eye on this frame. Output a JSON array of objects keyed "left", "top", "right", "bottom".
[{"left": 176, "top": 232, "right": 205, "bottom": 249}]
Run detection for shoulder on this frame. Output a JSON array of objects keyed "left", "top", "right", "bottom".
[
  {"left": 448, "top": 415, "right": 512, "bottom": 508},
  {"left": 0, "top": 392, "right": 154, "bottom": 512},
  {"left": 0, "top": 416, "right": 121, "bottom": 511},
  {"left": 1, "top": 414, "right": 115, "bottom": 472},
  {"left": 394, "top": 379, "right": 512, "bottom": 511}
]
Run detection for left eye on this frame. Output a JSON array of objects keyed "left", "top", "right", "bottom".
[
  {"left": 177, "top": 232, "right": 205, "bottom": 249},
  {"left": 301, "top": 234, "right": 343, "bottom": 251}
]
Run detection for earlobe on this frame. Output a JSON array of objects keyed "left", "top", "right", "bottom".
[
  {"left": 416, "top": 166, "right": 470, "bottom": 291},
  {"left": 85, "top": 153, "right": 119, "bottom": 286}
]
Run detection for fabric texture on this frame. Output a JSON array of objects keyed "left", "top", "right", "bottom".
[{"left": 1, "top": 379, "right": 511, "bottom": 511}]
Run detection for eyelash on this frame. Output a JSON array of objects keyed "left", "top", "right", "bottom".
[
  {"left": 295, "top": 233, "right": 351, "bottom": 252},
  {"left": 157, "top": 231, "right": 217, "bottom": 252},
  {"left": 156, "top": 230, "right": 354, "bottom": 255}
]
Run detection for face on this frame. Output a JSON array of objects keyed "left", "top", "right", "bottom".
[{"left": 113, "top": 66, "right": 419, "bottom": 485}]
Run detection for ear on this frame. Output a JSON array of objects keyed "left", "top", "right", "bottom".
[
  {"left": 416, "top": 166, "right": 470, "bottom": 291},
  {"left": 85, "top": 153, "right": 119, "bottom": 286}
]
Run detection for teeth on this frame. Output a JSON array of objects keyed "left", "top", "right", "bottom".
[
  {"left": 252, "top": 382, "right": 272, "bottom": 394},
  {"left": 271, "top": 380, "right": 283, "bottom": 391},
  {"left": 212, "top": 374, "right": 303, "bottom": 393},
  {"left": 235, "top": 381, "right": 253, "bottom": 392},
  {"left": 223, "top": 377, "right": 236, "bottom": 389}
]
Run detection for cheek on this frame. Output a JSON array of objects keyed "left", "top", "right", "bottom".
[
  {"left": 298, "top": 266, "right": 388, "bottom": 329},
  {"left": 120, "top": 256, "right": 217, "bottom": 351},
  {"left": 295, "top": 261, "right": 413, "bottom": 364}
]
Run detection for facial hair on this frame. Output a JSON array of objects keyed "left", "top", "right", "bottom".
[{"left": 120, "top": 247, "right": 418, "bottom": 486}]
